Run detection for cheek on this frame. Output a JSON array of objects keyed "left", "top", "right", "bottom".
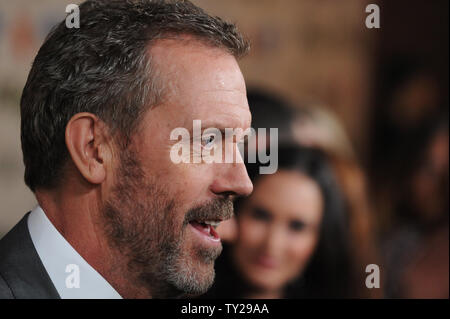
[
  {"left": 169, "top": 164, "right": 214, "bottom": 202},
  {"left": 284, "top": 231, "right": 320, "bottom": 279},
  {"left": 236, "top": 217, "right": 267, "bottom": 251}
]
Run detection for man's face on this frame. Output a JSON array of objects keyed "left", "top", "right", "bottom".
[{"left": 102, "top": 40, "right": 253, "bottom": 298}]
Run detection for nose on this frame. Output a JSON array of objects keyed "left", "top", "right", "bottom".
[
  {"left": 210, "top": 161, "right": 253, "bottom": 198},
  {"left": 264, "top": 225, "right": 286, "bottom": 255}
]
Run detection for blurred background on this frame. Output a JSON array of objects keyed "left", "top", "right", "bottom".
[{"left": 0, "top": 0, "right": 448, "bottom": 298}]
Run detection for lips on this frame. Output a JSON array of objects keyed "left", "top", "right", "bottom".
[
  {"left": 189, "top": 220, "right": 221, "bottom": 241},
  {"left": 254, "top": 254, "right": 279, "bottom": 269},
  {"left": 184, "top": 199, "right": 234, "bottom": 243}
]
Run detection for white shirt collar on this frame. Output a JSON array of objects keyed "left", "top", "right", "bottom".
[{"left": 27, "top": 205, "right": 122, "bottom": 299}]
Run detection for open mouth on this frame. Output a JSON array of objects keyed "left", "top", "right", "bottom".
[{"left": 189, "top": 220, "right": 221, "bottom": 242}]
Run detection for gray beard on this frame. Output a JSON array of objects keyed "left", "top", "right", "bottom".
[{"left": 101, "top": 147, "right": 232, "bottom": 298}]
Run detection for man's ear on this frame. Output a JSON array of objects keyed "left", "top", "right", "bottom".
[{"left": 65, "top": 112, "right": 110, "bottom": 185}]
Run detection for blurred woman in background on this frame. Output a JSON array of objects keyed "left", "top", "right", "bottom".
[
  {"left": 291, "top": 103, "right": 382, "bottom": 298},
  {"left": 203, "top": 146, "right": 356, "bottom": 298},
  {"left": 216, "top": 89, "right": 381, "bottom": 298}
]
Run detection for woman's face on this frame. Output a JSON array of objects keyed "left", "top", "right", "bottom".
[{"left": 233, "top": 169, "right": 323, "bottom": 292}]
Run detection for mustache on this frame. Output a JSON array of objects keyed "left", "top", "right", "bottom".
[{"left": 183, "top": 198, "right": 234, "bottom": 225}]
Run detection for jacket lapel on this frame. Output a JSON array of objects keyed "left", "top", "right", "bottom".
[{"left": 0, "top": 212, "right": 60, "bottom": 299}]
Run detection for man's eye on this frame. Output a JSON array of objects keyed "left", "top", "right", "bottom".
[{"left": 201, "top": 134, "right": 216, "bottom": 149}]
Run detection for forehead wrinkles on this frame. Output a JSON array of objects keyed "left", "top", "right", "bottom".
[{"left": 148, "top": 38, "right": 244, "bottom": 103}]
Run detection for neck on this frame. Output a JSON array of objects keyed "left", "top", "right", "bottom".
[{"left": 35, "top": 187, "right": 152, "bottom": 299}]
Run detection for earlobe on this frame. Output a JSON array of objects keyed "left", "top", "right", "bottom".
[{"left": 65, "top": 113, "right": 107, "bottom": 185}]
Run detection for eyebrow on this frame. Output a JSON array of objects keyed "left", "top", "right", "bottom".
[
  {"left": 197, "top": 120, "right": 251, "bottom": 130},
  {"left": 249, "top": 204, "right": 317, "bottom": 226},
  {"left": 185, "top": 120, "right": 252, "bottom": 138},
  {"left": 188, "top": 128, "right": 227, "bottom": 139}
]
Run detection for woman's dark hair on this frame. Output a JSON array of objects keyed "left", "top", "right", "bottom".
[
  {"left": 203, "top": 146, "right": 354, "bottom": 298},
  {"left": 246, "top": 88, "right": 296, "bottom": 144}
]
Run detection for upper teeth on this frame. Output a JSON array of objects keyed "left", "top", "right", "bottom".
[{"left": 203, "top": 220, "right": 220, "bottom": 227}]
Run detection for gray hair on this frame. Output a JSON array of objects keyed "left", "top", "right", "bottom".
[{"left": 21, "top": 0, "right": 250, "bottom": 191}]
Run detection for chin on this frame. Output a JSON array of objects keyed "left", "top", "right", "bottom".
[
  {"left": 167, "top": 249, "right": 216, "bottom": 296},
  {"left": 246, "top": 274, "right": 282, "bottom": 292}
]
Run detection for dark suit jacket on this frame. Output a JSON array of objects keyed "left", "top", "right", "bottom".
[{"left": 0, "top": 213, "right": 60, "bottom": 299}]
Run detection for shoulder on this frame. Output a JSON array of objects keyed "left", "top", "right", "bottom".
[
  {"left": 0, "top": 272, "right": 14, "bottom": 299},
  {"left": 0, "top": 216, "right": 29, "bottom": 299},
  {"left": 0, "top": 213, "right": 31, "bottom": 264},
  {"left": 0, "top": 212, "right": 60, "bottom": 299}
]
